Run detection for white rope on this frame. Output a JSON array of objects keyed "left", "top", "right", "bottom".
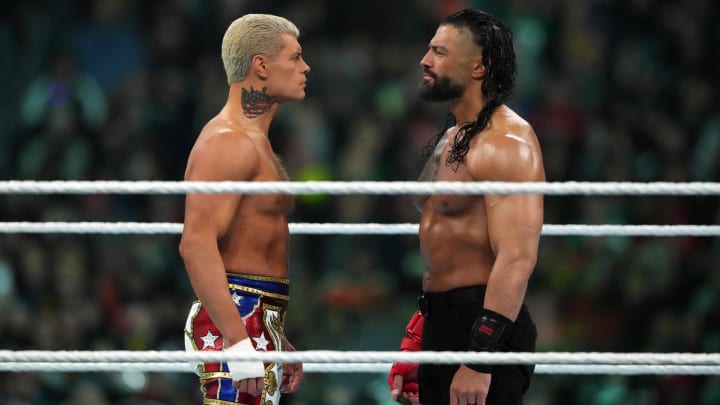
[
  {"left": 1, "top": 351, "right": 718, "bottom": 366},
  {"left": 0, "top": 222, "right": 183, "bottom": 234},
  {"left": 1, "top": 180, "right": 720, "bottom": 195},
  {"left": 1, "top": 222, "right": 718, "bottom": 236},
  {"left": 539, "top": 225, "right": 720, "bottom": 236},
  {"left": 2, "top": 362, "right": 719, "bottom": 375}
]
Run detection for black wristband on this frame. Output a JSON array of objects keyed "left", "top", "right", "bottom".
[{"left": 466, "top": 308, "right": 514, "bottom": 373}]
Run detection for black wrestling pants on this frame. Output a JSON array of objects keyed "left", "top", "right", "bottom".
[{"left": 418, "top": 285, "right": 537, "bottom": 405}]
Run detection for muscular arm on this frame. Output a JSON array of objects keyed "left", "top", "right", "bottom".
[
  {"left": 179, "top": 131, "right": 260, "bottom": 346},
  {"left": 467, "top": 130, "right": 544, "bottom": 321}
]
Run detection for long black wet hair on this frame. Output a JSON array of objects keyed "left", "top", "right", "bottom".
[{"left": 420, "top": 9, "right": 517, "bottom": 169}]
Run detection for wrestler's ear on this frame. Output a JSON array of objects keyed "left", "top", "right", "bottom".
[
  {"left": 471, "top": 57, "right": 487, "bottom": 80},
  {"left": 252, "top": 55, "right": 269, "bottom": 79}
]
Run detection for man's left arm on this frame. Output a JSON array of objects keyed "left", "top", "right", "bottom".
[
  {"left": 470, "top": 129, "right": 545, "bottom": 322},
  {"left": 483, "top": 192, "right": 543, "bottom": 321},
  {"left": 461, "top": 129, "right": 544, "bottom": 372},
  {"left": 451, "top": 129, "right": 544, "bottom": 402}
]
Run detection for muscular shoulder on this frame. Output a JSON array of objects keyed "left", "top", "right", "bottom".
[
  {"left": 185, "top": 119, "right": 260, "bottom": 181},
  {"left": 465, "top": 106, "right": 545, "bottom": 182}
]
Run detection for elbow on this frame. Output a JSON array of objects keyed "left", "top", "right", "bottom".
[
  {"left": 506, "top": 252, "right": 537, "bottom": 278},
  {"left": 178, "top": 235, "right": 196, "bottom": 262},
  {"left": 179, "top": 226, "right": 220, "bottom": 264},
  {"left": 178, "top": 239, "right": 188, "bottom": 262}
]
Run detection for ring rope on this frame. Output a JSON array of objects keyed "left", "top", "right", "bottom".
[
  {"left": 1, "top": 180, "right": 720, "bottom": 195},
  {"left": 2, "top": 362, "right": 719, "bottom": 375},
  {"left": 4, "top": 182, "right": 716, "bottom": 379},
  {"left": 1, "top": 351, "right": 718, "bottom": 366},
  {"left": 1, "top": 222, "right": 718, "bottom": 236}
]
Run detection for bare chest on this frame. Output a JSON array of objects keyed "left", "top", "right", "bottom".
[
  {"left": 428, "top": 155, "right": 481, "bottom": 215},
  {"left": 253, "top": 151, "right": 293, "bottom": 214}
]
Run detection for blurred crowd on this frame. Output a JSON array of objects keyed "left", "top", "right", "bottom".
[{"left": 0, "top": 0, "right": 719, "bottom": 404}]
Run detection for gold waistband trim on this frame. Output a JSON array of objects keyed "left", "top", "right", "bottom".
[
  {"left": 228, "top": 284, "right": 289, "bottom": 301},
  {"left": 203, "top": 398, "right": 250, "bottom": 405},
  {"left": 200, "top": 371, "right": 232, "bottom": 380},
  {"left": 226, "top": 272, "right": 289, "bottom": 284}
]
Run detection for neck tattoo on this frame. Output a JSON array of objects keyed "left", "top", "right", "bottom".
[{"left": 241, "top": 86, "right": 276, "bottom": 118}]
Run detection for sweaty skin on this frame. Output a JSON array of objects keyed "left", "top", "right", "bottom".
[
  {"left": 183, "top": 109, "right": 292, "bottom": 279},
  {"left": 420, "top": 104, "right": 545, "bottom": 314},
  {"left": 179, "top": 32, "right": 309, "bottom": 396},
  {"left": 421, "top": 24, "right": 544, "bottom": 405},
  {"left": 419, "top": 105, "right": 544, "bottom": 405}
]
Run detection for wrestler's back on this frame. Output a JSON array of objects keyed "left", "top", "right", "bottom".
[{"left": 185, "top": 116, "right": 292, "bottom": 279}]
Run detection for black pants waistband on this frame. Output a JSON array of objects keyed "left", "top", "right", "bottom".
[{"left": 418, "top": 285, "right": 487, "bottom": 317}]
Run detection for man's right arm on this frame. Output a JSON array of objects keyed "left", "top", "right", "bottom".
[
  {"left": 389, "top": 311, "right": 424, "bottom": 404},
  {"left": 179, "top": 132, "right": 259, "bottom": 346}
]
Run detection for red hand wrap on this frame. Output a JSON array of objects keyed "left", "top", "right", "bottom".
[
  {"left": 403, "top": 310, "right": 424, "bottom": 348},
  {"left": 388, "top": 311, "right": 424, "bottom": 393}
]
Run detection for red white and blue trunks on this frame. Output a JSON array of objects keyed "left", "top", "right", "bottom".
[{"left": 184, "top": 273, "right": 290, "bottom": 405}]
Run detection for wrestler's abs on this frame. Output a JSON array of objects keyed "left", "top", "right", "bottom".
[
  {"left": 419, "top": 193, "right": 495, "bottom": 293},
  {"left": 219, "top": 193, "right": 291, "bottom": 279}
]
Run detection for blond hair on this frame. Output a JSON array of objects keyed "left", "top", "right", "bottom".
[{"left": 221, "top": 14, "right": 300, "bottom": 84}]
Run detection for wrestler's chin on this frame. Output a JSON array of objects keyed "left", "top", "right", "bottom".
[
  {"left": 278, "top": 91, "right": 306, "bottom": 103},
  {"left": 419, "top": 81, "right": 433, "bottom": 94},
  {"left": 293, "top": 84, "right": 307, "bottom": 97}
]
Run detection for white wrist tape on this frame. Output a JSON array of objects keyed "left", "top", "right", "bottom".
[{"left": 224, "top": 338, "right": 265, "bottom": 381}]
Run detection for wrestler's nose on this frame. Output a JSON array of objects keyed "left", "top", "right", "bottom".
[
  {"left": 420, "top": 51, "right": 433, "bottom": 69},
  {"left": 302, "top": 58, "right": 310, "bottom": 74}
]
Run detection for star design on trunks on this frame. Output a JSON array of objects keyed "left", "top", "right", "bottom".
[
  {"left": 253, "top": 332, "right": 270, "bottom": 351},
  {"left": 201, "top": 330, "right": 219, "bottom": 350},
  {"left": 231, "top": 291, "right": 242, "bottom": 306}
]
